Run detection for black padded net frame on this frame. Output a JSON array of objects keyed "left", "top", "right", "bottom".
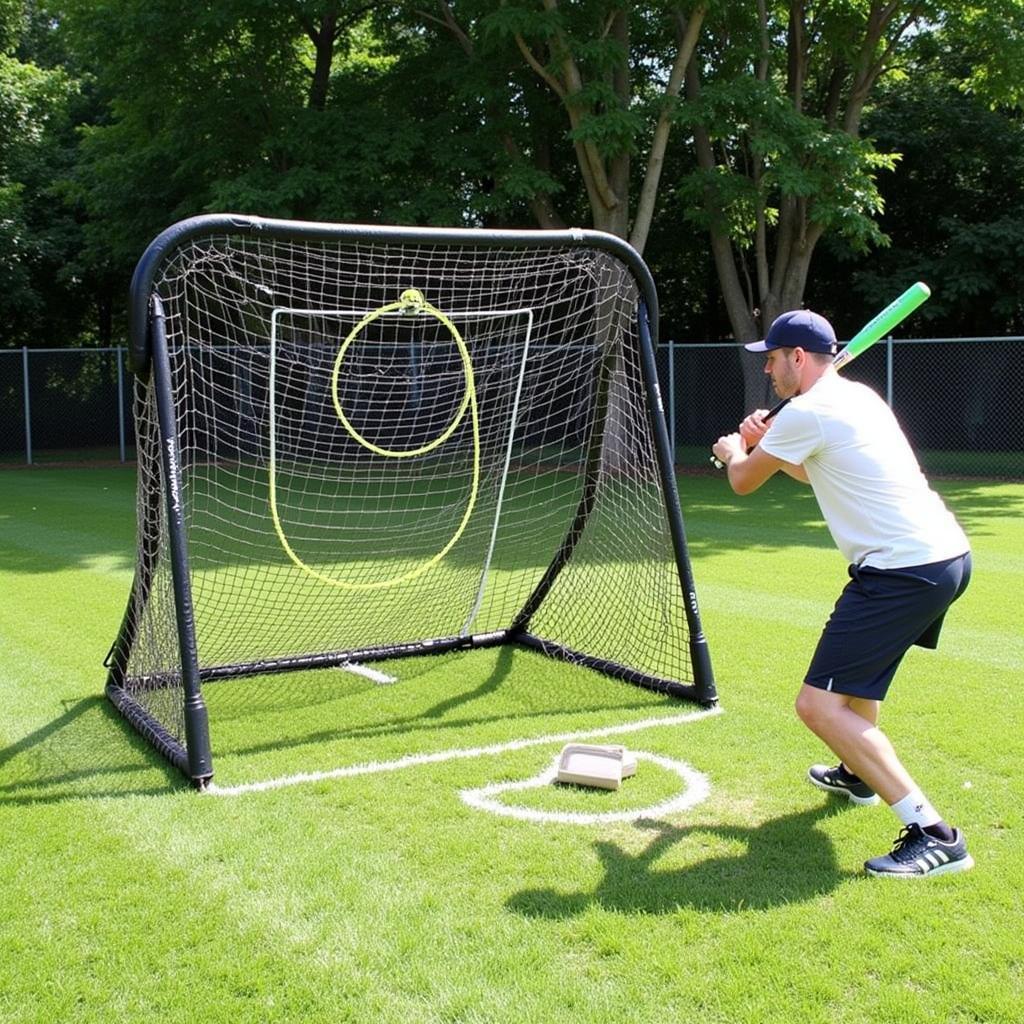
[{"left": 105, "top": 215, "right": 716, "bottom": 786}]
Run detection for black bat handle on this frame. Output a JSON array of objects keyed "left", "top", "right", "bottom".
[{"left": 709, "top": 396, "right": 791, "bottom": 469}]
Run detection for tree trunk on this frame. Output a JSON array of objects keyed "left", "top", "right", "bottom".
[
  {"left": 305, "top": 11, "right": 338, "bottom": 111},
  {"left": 630, "top": 5, "right": 706, "bottom": 254}
]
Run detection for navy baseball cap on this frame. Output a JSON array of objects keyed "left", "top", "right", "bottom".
[{"left": 745, "top": 310, "right": 837, "bottom": 354}]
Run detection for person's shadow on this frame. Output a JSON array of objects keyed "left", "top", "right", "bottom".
[{"left": 507, "top": 803, "right": 854, "bottom": 917}]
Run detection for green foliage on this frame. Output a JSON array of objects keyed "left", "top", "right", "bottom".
[
  {"left": 814, "top": 40, "right": 1024, "bottom": 334},
  {"left": 55, "top": 1, "right": 562, "bottom": 297},
  {"left": 943, "top": 1, "right": 1024, "bottom": 108},
  {"left": 569, "top": 97, "right": 643, "bottom": 159},
  {"left": 59, "top": 0, "right": 309, "bottom": 252},
  {"left": 484, "top": 0, "right": 696, "bottom": 209},
  {"left": 3, "top": 0, "right": 1024, "bottom": 346},
  {"left": 0, "top": 15, "right": 85, "bottom": 349},
  {"left": 674, "top": 74, "right": 896, "bottom": 252},
  {"left": 0, "top": 0, "right": 22, "bottom": 51}
]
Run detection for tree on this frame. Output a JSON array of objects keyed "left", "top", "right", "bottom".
[
  {"left": 58, "top": 0, "right": 511, "bottom": 343},
  {"left": 419, "top": 3, "right": 950, "bottom": 365},
  {"left": 61, "top": 0, "right": 316, "bottom": 267},
  {"left": 13, "top": 0, "right": 1024, "bottom": 353},
  {"left": 677, "top": 2, "right": 1024, "bottom": 407},
  {"left": 812, "top": 17, "right": 1024, "bottom": 336},
  {"left": 425, "top": 1, "right": 704, "bottom": 249},
  {"left": 0, "top": 2, "right": 85, "bottom": 348},
  {"left": 668, "top": 2, "right": 924, "bottom": 407}
]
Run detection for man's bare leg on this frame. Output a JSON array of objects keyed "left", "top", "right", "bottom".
[{"left": 796, "top": 685, "right": 914, "bottom": 804}]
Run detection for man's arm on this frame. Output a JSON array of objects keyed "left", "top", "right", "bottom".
[
  {"left": 777, "top": 460, "right": 810, "bottom": 484},
  {"left": 728, "top": 408, "right": 811, "bottom": 488},
  {"left": 711, "top": 433, "right": 800, "bottom": 494}
]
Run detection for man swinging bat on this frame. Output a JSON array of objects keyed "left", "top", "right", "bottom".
[{"left": 713, "top": 305, "right": 974, "bottom": 878}]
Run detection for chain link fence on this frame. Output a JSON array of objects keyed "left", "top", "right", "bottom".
[
  {"left": 662, "top": 336, "right": 1023, "bottom": 480},
  {"left": 1, "top": 339, "right": 1021, "bottom": 479},
  {"left": 0, "top": 347, "right": 134, "bottom": 466}
]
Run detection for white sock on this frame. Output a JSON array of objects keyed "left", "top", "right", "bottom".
[{"left": 890, "top": 789, "right": 942, "bottom": 829}]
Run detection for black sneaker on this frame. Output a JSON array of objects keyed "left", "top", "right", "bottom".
[
  {"left": 808, "top": 763, "right": 880, "bottom": 806},
  {"left": 865, "top": 823, "right": 974, "bottom": 878}
]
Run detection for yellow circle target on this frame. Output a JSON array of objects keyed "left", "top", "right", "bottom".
[{"left": 269, "top": 290, "right": 480, "bottom": 590}]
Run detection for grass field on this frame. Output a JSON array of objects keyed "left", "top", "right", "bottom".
[{"left": 1, "top": 467, "right": 1021, "bottom": 1023}]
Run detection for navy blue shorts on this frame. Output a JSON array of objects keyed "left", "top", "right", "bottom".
[{"left": 804, "top": 552, "right": 971, "bottom": 701}]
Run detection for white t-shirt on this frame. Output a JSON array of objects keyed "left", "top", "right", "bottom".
[{"left": 760, "top": 373, "right": 969, "bottom": 569}]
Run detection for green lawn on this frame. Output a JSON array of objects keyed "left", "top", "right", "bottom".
[{"left": 0, "top": 467, "right": 1021, "bottom": 1023}]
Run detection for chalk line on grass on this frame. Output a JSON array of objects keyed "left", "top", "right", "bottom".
[
  {"left": 205, "top": 705, "right": 722, "bottom": 815},
  {"left": 459, "top": 750, "right": 709, "bottom": 825},
  {"left": 335, "top": 662, "right": 398, "bottom": 685}
]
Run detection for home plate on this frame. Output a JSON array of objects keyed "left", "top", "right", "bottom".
[{"left": 555, "top": 743, "right": 637, "bottom": 790}]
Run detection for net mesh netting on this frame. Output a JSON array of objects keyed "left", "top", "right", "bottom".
[{"left": 121, "top": 231, "right": 698, "bottom": 744}]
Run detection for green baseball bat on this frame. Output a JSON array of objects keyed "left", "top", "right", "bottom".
[
  {"left": 832, "top": 280, "right": 931, "bottom": 371},
  {"left": 711, "top": 281, "right": 931, "bottom": 468}
]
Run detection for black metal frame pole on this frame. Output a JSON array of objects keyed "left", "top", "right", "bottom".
[
  {"left": 151, "top": 296, "right": 214, "bottom": 784},
  {"left": 636, "top": 301, "right": 716, "bottom": 703}
]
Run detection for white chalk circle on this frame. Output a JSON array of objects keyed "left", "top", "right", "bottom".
[{"left": 459, "top": 751, "right": 710, "bottom": 825}]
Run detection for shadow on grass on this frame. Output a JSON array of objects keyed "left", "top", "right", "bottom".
[
  {"left": 1, "top": 648, "right": 685, "bottom": 800},
  {"left": 507, "top": 804, "right": 854, "bottom": 916},
  {"left": 209, "top": 646, "right": 677, "bottom": 763},
  {"left": 210, "top": 644, "right": 516, "bottom": 757},
  {"left": 0, "top": 696, "right": 187, "bottom": 804}
]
